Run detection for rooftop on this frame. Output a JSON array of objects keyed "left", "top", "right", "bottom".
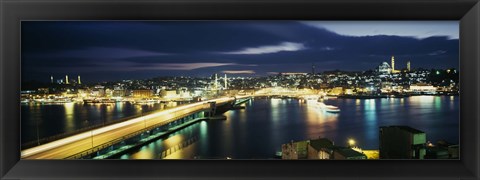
[
  {"left": 335, "top": 147, "right": 366, "bottom": 158},
  {"left": 380, "top": 125, "right": 425, "bottom": 134},
  {"left": 309, "top": 138, "right": 334, "bottom": 150}
]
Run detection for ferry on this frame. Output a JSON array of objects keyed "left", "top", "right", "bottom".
[
  {"left": 303, "top": 95, "right": 320, "bottom": 103},
  {"left": 134, "top": 99, "right": 160, "bottom": 105},
  {"left": 318, "top": 102, "right": 340, "bottom": 113},
  {"left": 21, "top": 99, "right": 31, "bottom": 104},
  {"left": 83, "top": 98, "right": 116, "bottom": 104},
  {"left": 34, "top": 98, "right": 74, "bottom": 104}
]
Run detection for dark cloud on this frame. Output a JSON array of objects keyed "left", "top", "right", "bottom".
[{"left": 21, "top": 21, "right": 459, "bottom": 83}]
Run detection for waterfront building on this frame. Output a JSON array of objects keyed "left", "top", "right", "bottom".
[
  {"left": 132, "top": 89, "right": 153, "bottom": 98},
  {"left": 113, "top": 86, "right": 126, "bottom": 97},
  {"left": 161, "top": 90, "right": 180, "bottom": 99},
  {"left": 307, "top": 138, "right": 334, "bottom": 159},
  {"left": 90, "top": 85, "right": 106, "bottom": 97},
  {"left": 281, "top": 140, "right": 308, "bottom": 159},
  {"left": 329, "top": 87, "right": 344, "bottom": 96},
  {"left": 379, "top": 126, "right": 426, "bottom": 159},
  {"left": 105, "top": 88, "right": 113, "bottom": 97},
  {"left": 112, "top": 89, "right": 125, "bottom": 97},
  {"left": 344, "top": 88, "right": 354, "bottom": 95}
]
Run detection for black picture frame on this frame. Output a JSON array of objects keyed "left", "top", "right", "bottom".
[{"left": 1, "top": 0, "right": 479, "bottom": 179}]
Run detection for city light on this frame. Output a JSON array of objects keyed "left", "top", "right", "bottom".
[
  {"left": 348, "top": 138, "right": 356, "bottom": 147},
  {"left": 19, "top": 21, "right": 460, "bottom": 160}
]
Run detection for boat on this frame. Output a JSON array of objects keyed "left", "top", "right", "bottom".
[
  {"left": 318, "top": 102, "right": 340, "bottom": 113},
  {"left": 134, "top": 99, "right": 160, "bottom": 105},
  {"left": 83, "top": 98, "right": 116, "bottom": 104},
  {"left": 21, "top": 99, "right": 31, "bottom": 104},
  {"left": 303, "top": 95, "right": 320, "bottom": 103},
  {"left": 323, "top": 95, "right": 337, "bottom": 100},
  {"left": 34, "top": 97, "right": 74, "bottom": 104}
]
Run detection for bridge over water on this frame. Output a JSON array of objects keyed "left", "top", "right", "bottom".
[{"left": 21, "top": 96, "right": 251, "bottom": 159}]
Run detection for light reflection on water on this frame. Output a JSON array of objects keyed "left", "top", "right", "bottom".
[
  {"left": 21, "top": 102, "right": 166, "bottom": 144},
  {"left": 118, "top": 96, "right": 458, "bottom": 159}
]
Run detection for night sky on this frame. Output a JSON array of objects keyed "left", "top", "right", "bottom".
[{"left": 21, "top": 21, "right": 459, "bottom": 83}]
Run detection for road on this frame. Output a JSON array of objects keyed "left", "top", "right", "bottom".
[{"left": 21, "top": 97, "right": 235, "bottom": 159}]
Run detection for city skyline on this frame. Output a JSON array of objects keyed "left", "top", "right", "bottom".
[{"left": 22, "top": 21, "right": 458, "bottom": 83}]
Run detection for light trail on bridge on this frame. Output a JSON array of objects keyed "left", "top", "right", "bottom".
[{"left": 21, "top": 97, "right": 238, "bottom": 159}]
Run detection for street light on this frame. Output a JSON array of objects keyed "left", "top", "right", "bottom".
[{"left": 348, "top": 138, "right": 356, "bottom": 147}]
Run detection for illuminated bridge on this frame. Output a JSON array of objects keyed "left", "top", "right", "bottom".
[{"left": 21, "top": 96, "right": 251, "bottom": 159}]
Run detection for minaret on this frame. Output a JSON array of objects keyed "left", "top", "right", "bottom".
[
  {"left": 224, "top": 74, "right": 228, "bottom": 89},
  {"left": 214, "top": 73, "right": 218, "bottom": 90},
  {"left": 65, "top": 75, "right": 69, "bottom": 84},
  {"left": 391, "top": 56, "right": 395, "bottom": 72},
  {"left": 311, "top": 63, "right": 315, "bottom": 74},
  {"left": 78, "top": 75, "right": 82, "bottom": 85},
  {"left": 407, "top": 61, "right": 411, "bottom": 71},
  {"left": 50, "top": 76, "right": 54, "bottom": 83}
]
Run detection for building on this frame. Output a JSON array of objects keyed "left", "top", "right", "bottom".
[
  {"left": 425, "top": 146, "right": 449, "bottom": 159},
  {"left": 409, "top": 83, "right": 436, "bottom": 94},
  {"left": 112, "top": 86, "right": 126, "bottom": 97},
  {"left": 379, "top": 126, "right": 426, "bottom": 159},
  {"left": 132, "top": 89, "right": 153, "bottom": 98},
  {"left": 377, "top": 62, "right": 392, "bottom": 74},
  {"left": 329, "top": 87, "right": 344, "bottom": 95},
  {"left": 162, "top": 90, "right": 179, "bottom": 99},
  {"left": 307, "top": 138, "right": 334, "bottom": 159},
  {"left": 90, "top": 85, "right": 105, "bottom": 97},
  {"left": 283, "top": 137, "right": 368, "bottom": 160},
  {"left": 37, "top": 88, "right": 49, "bottom": 94},
  {"left": 333, "top": 147, "right": 367, "bottom": 160},
  {"left": 433, "top": 140, "right": 459, "bottom": 159},
  {"left": 281, "top": 140, "right": 308, "bottom": 159}
]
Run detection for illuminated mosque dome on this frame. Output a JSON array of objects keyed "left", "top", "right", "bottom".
[{"left": 377, "top": 62, "right": 392, "bottom": 74}]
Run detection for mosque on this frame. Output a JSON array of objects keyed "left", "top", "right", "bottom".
[{"left": 377, "top": 56, "right": 411, "bottom": 74}]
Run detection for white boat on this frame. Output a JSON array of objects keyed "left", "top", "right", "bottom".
[
  {"left": 318, "top": 102, "right": 340, "bottom": 113},
  {"left": 21, "top": 99, "right": 31, "bottom": 104},
  {"left": 134, "top": 99, "right": 160, "bottom": 105},
  {"left": 303, "top": 95, "right": 320, "bottom": 104}
]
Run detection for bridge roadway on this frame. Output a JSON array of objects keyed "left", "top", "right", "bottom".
[{"left": 21, "top": 97, "right": 238, "bottom": 159}]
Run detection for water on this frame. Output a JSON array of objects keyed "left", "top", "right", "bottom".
[
  {"left": 21, "top": 102, "right": 177, "bottom": 144},
  {"left": 118, "top": 96, "right": 459, "bottom": 159}
]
